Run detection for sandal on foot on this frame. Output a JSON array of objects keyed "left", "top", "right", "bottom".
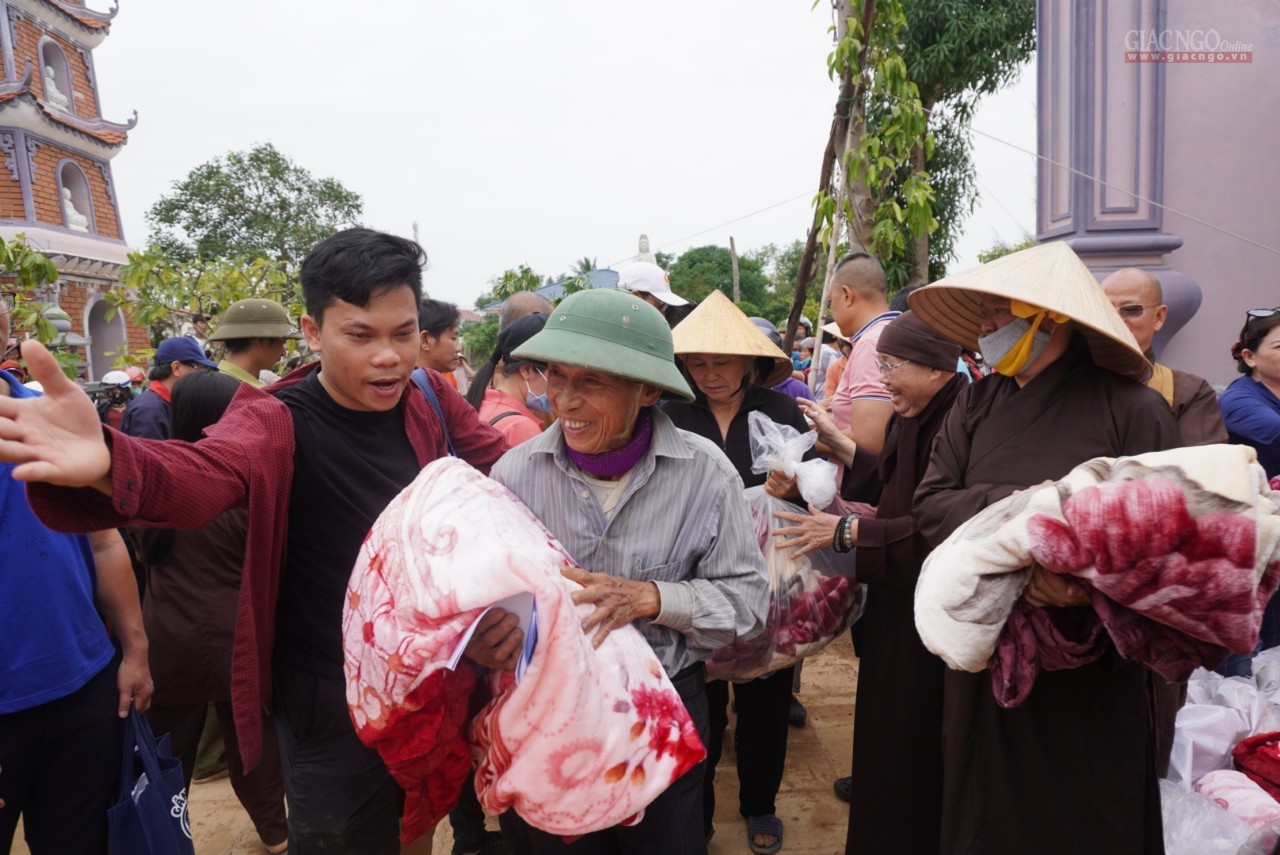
[
  {"left": 747, "top": 814, "right": 783, "bottom": 855},
  {"left": 833, "top": 775, "right": 852, "bottom": 802}
]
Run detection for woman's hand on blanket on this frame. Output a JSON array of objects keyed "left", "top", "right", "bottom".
[
  {"left": 1022, "top": 563, "right": 1090, "bottom": 608},
  {"left": 772, "top": 505, "right": 847, "bottom": 558},
  {"left": 464, "top": 608, "right": 524, "bottom": 671},
  {"left": 562, "top": 565, "right": 661, "bottom": 648}
]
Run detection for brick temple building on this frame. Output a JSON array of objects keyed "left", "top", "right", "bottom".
[{"left": 0, "top": 0, "right": 146, "bottom": 378}]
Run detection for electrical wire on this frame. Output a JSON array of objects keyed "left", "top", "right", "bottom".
[
  {"left": 966, "top": 124, "right": 1280, "bottom": 257},
  {"left": 607, "top": 109, "right": 1280, "bottom": 270}
]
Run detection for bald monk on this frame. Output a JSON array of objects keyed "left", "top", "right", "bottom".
[{"left": 1101, "top": 267, "right": 1227, "bottom": 447}]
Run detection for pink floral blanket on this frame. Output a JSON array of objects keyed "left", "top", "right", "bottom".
[
  {"left": 915, "top": 445, "right": 1280, "bottom": 707},
  {"left": 343, "top": 458, "right": 705, "bottom": 842}
]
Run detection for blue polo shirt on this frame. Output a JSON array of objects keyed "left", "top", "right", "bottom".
[{"left": 0, "top": 373, "right": 113, "bottom": 713}]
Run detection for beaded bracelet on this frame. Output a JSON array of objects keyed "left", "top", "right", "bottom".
[{"left": 834, "top": 515, "right": 855, "bottom": 553}]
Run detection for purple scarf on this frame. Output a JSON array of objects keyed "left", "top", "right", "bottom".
[{"left": 565, "top": 407, "right": 654, "bottom": 479}]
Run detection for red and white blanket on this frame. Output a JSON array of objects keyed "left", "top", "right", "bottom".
[
  {"left": 343, "top": 458, "right": 705, "bottom": 842},
  {"left": 915, "top": 444, "right": 1280, "bottom": 707}
]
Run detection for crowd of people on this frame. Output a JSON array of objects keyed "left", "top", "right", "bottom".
[{"left": 1, "top": 227, "right": 1278, "bottom": 855}]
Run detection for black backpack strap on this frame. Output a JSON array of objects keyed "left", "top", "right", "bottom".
[
  {"left": 488, "top": 411, "right": 520, "bottom": 426},
  {"left": 410, "top": 367, "right": 456, "bottom": 457}
]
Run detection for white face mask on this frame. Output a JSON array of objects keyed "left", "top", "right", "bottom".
[{"left": 978, "top": 316, "right": 1053, "bottom": 377}]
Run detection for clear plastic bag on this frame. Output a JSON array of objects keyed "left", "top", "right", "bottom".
[
  {"left": 747, "top": 410, "right": 838, "bottom": 510},
  {"left": 707, "top": 486, "right": 864, "bottom": 680},
  {"left": 1160, "top": 779, "right": 1253, "bottom": 855}
]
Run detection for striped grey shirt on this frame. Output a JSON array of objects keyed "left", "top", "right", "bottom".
[{"left": 490, "top": 407, "right": 768, "bottom": 676}]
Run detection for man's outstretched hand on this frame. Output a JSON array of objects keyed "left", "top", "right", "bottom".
[{"left": 0, "top": 339, "right": 110, "bottom": 486}]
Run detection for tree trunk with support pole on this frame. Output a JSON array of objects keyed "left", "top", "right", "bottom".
[
  {"left": 909, "top": 139, "right": 929, "bottom": 283},
  {"left": 810, "top": 118, "right": 857, "bottom": 395},
  {"left": 785, "top": 0, "right": 877, "bottom": 349},
  {"left": 729, "top": 236, "right": 740, "bottom": 303}
]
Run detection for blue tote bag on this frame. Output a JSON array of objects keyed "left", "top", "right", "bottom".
[{"left": 107, "top": 704, "right": 195, "bottom": 855}]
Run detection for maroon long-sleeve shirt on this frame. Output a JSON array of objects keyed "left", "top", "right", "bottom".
[{"left": 29, "top": 362, "right": 508, "bottom": 768}]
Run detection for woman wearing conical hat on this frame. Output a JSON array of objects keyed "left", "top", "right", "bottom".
[
  {"left": 663, "top": 290, "right": 816, "bottom": 854},
  {"left": 910, "top": 241, "right": 1181, "bottom": 855}
]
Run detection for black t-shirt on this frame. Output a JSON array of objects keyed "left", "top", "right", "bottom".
[
  {"left": 661, "top": 384, "right": 813, "bottom": 488},
  {"left": 273, "top": 371, "right": 421, "bottom": 675}
]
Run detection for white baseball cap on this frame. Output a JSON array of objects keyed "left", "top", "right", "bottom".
[{"left": 615, "top": 261, "right": 689, "bottom": 307}]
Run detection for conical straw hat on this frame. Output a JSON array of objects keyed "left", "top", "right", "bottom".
[
  {"left": 671, "top": 290, "right": 793, "bottom": 387},
  {"left": 907, "top": 241, "right": 1151, "bottom": 382}
]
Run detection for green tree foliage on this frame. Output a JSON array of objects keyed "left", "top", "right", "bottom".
[
  {"left": 571, "top": 256, "right": 598, "bottom": 275},
  {"left": 667, "top": 245, "right": 769, "bottom": 308},
  {"left": 146, "top": 143, "right": 364, "bottom": 266},
  {"left": 900, "top": 0, "right": 1036, "bottom": 121},
  {"left": 748, "top": 241, "right": 810, "bottom": 323},
  {"left": 829, "top": 0, "right": 935, "bottom": 262},
  {"left": 977, "top": 234, "right": 1035, "bottom": 264},
  {"left": 473, "top": 264, "right": 546, "bottom": 310},
  {"left": 898, "top": 0, "right": 1037, "bottom": 280},
  {"left": 804, "top": 0, "right": 1036, "bottom": 296},
  {"left": 921, "top": 113, "right": 977, "bottom": 281},
  {"left": 113, "top": 250, "right": 299, "bottom": 348},
  {"left": 0, "top": 235, "right": 77, "bottom": 375},
  {"left": 461, "top": 315, "right": 498, "bottom": 364}
]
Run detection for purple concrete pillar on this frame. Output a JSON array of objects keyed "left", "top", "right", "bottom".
[{"left": 1036, "top": 0, "right": 1200, "bottom": 361}]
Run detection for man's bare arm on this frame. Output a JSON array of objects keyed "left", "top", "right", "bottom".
[
  {"left": 843, "top": 399, "right": 894, "bottom": 455},
  {"left": 88, "top": 528, "right": 153, "bottom": 716}
]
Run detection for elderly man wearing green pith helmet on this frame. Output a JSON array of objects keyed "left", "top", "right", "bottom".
[{"left": 482, "top": 288, "right": 768, "bottom": 855}]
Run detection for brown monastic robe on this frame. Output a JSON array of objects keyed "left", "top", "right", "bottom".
[
  {"left": 841, "top": 372, "right": 966, "bottom": 855},
  {"left": 1170, "top": 366, "right": 1228, "bottom": 447},
  {"left": 914, "top": 334, "right": 1181, "bottom": 855}
]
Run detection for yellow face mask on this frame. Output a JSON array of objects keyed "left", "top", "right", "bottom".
[{"left": 988, "top": 300, "right": 1070, "bottom": 377}]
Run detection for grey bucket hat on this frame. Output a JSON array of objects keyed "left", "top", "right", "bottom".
[{"left": 512, "top": 289, "right": 694, "bottom": 401}]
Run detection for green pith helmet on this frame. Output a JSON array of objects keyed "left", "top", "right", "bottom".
[
  {"left": 512, "top": 289, "right": 694, "bottom": 402},
  {"left": 207, "top": 298, "right": 302, "bottom": 342}
]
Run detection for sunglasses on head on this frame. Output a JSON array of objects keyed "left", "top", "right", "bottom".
[{"left": 1247, "top": 307, "right": 1280, "bottom": 320}]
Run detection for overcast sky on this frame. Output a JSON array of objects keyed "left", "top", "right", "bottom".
[{"left": 90, "top": 1, "right": 1036, "bottom": 310}]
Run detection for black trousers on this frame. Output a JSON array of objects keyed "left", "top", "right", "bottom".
[
  {"left": 701, "top": 666, "right": 793, "bottom": 834},
  {"left": 499, "top": 663, "right": 711, "bottom": 855},
  {"left": 273, "top": 666, "right": 403, "bottom": 854},
  {"left": 0, "top": 658, "right": 122, "bottom": 854},
  {"left": 449, "top": 769, "right": 489, "bottom": 850}
]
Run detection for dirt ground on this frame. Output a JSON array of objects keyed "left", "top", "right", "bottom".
[{"left": 12, "top": 637, "right": 858, "bottom": 855}]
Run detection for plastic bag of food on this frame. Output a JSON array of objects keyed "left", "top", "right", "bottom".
[
  {"left": 707, "top": 413, "right": 862, "bottom": 680},
  {"left": 706, "top": 486, "right": 864, "bottom": 680},
  {"left": 747, "top": 410, "right": 838, "bottom": 510},
  {"left": 1160, "top": 779, "right": 1252, "bottom": 855}
]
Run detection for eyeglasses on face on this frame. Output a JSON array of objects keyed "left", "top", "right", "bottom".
[
  {"left": 875, "top": 357, "right": 912, "bottom": 376},
  {"left": 1116, "top": 304, "right": 1159, "bottom": 318},
  {"left": 0, "top": 292, "right": 15, "bottom": 313}
]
